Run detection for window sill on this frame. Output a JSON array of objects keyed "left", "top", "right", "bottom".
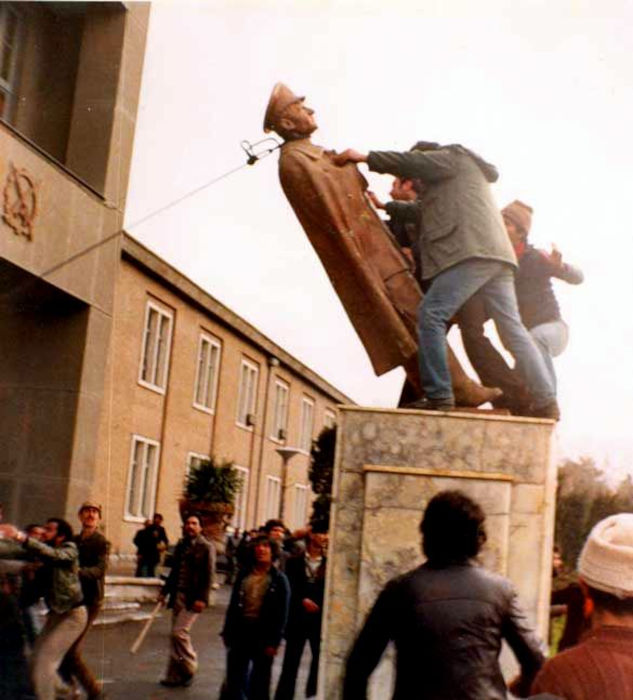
[
  {"left": 123, "top": 514, "right": 147, "bottom": 524},
  {"left": 138, "top": 379, "right": 166, "bottom": 395}
]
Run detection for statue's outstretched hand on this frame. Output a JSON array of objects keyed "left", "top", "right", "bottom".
[{"left": 332, "top": 149, "right": 368, "bottom": 166}]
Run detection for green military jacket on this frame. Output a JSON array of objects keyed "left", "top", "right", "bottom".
[
  {"left": 24, "top": 537, "right": 83, "bottom": 614},
  {"left": 367, "top": 147, "right": 516, "bottom": 281}
]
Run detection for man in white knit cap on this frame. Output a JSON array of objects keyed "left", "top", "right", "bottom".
[{"left": 531, "top": 513, "right": 633, "bottom": 698}]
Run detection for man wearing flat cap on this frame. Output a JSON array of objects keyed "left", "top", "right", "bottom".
[
  {"left": 59, "top": 500, "right": 109, "bottom": 699},
  {"left": 263, "top": 83, "right": 500, "bottom": 408},
  {"left": 531, "top": 513, "right": 633, "bottom": 699}
]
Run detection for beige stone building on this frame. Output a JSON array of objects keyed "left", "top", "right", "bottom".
[
  {"left": 96, "top": 235, "right": 350, "bottom": 555},
  {"left": 0, "top": 2, "right": 350, "bottom": 553},
  {"left": 0, "top": 2, "right": 150, "bottom": 526}
]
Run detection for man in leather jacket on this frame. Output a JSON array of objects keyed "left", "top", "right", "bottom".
[
  {"left": 158, "top": 514, "right": 212, "bottom": 688},
  {"left": 222, "top": 534, "right": 290, "bottom": 699},
  {"left": 343, "top": 491, "right": 545, "bottom": 699}
]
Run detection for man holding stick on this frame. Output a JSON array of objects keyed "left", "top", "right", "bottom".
[{"left": 158, "top": 514, "right": 212, "bottom": 688}]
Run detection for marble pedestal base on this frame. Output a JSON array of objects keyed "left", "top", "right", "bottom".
[{"left": 321, "top": 406, "right": 556, "bottom": 699}]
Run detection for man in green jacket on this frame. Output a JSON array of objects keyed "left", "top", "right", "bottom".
[
  {"left": 1, "top": 517, "right": 87, "bottom": 700},
  {"left": 334, "top": 143, "right": 558, "bottom": 419}
]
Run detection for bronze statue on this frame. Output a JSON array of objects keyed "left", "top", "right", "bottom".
[{"left": 263, "top": 83, "right": 500, "bottom": 407}]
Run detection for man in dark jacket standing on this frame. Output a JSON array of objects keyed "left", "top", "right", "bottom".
[
  {"left": 274, "top": 526, "right": 328, "bottom": 699},
  {"left": 334, "top": 144, "right": 557, "bottom": 419},
  {"left": 222, "top": 534, "right": 290, "bottom": 699},
  {"left": 59, "top": 500, "right": 109, "bottom": 699},
  {"left": 134, "top": 512, "right": 169, "bottom": 577},
  {"left": 159, "top": 514, "right": 212, "bottom": 688},
  {"left": 343, "top": 491, "right": 545, "bottom": 700}
]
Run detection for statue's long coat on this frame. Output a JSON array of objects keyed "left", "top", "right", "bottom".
[{"left": 278, "top": 138, "right": 420, "bottom": 376}]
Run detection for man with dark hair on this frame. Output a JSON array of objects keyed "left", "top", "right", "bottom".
[
  {"left": 531, "top": 513, "right": 633, "bottom": 699},
  {"left": 158, "top": 514, "right": 212, "bottom": 688},
  {"left": 222, "top": 534, "right": 290, "bottom": 699},
  {"left": 59, "top": 500, "right": 109, "bottom": 699},
  {"left": 134, "top": 512, "right": 169, "bottom": 577},
  {"left": 263, "top": 519, "right": 286, "bottom": 542},
  {"left": 264, "top": 518, "right": 291, "bottom": 570},
  {"left": 343, "top": 490, "right": 545, "bottom": 699},
  {"left": 0, "top": 517, "right": 87, "bottom": 700},
  {"left": 334, "top": 144, "right": 558, "bottom": 418},
  {"left": 274, "top": 525, "right": 328, "bottom": 699}
]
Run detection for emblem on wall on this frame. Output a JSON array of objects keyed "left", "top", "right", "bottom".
[{"left": 2, "top": 161, "right": 38, "bottom": 240}]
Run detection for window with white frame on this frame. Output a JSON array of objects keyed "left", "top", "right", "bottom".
[
  {"left": 186, "top": 452, "right": 209, "bottom": 477},
  {"left": 323, "top": 408, "right": 337, "bottom": 429},
  {"left": 236, "top": 359, "right": 259, "bottom": 427},
  {"left": 139, "top": 301, "right": 173, "bottom": 392},
  {"left": 232, "top": 466, "right": 249, "bottom": 531},
  {"left": 125, "top": 436, "right": 160, "bottom": 521},
  {"left": 264, "top": 475, "right": 281, "bottom": 521},
  {"left": 292, "top": 484, "right": 308, "bottom": 530},
  {"left": 299, "top": 396, "right": 315, "bottom": 452},
  {"left": 193, "top": 332, "right": 221, "bottom": 412},
  {"left": 0, "top": 5, "right": 21, "bottom": 121},
  {"left": 270, "top": 379, "right": 289, "bottom": 441}
]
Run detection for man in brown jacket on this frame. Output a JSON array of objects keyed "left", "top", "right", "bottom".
[
  {"left": 159, "top": 514, "right": 213, "bottom": 688},
  {"left": 531, "top": 513, "right": 633, "bottom": 699},
  {"left": 59, "top": 500, "right": 109, "bottom": 699}
]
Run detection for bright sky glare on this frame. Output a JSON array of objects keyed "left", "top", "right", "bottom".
[{"left": 125, "top": 0, "right": 633, "bottom": 483}]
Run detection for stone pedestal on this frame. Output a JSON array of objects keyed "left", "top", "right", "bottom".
[{"left": 321, "top": 406, "right": 557, "bottom": 699}]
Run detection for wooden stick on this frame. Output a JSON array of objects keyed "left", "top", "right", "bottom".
[{"left": 130, "top": 600, "right": 164, "bottom": 654}]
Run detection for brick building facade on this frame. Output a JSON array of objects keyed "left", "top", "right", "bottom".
[{"left": 96, "top": 235, "right": 350, "bottom": 555}]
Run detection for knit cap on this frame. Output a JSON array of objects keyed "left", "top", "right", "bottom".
[
  {"left": 502, "top": 200, "right": 533, "bottom": 236},
  {"left": 578, "top": 513, "right": 633, "bottom": 598}
]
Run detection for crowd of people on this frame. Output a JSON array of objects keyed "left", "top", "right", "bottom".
[
  {"left": 0, "top": 501, "right": 108, "bottom": 700},
  {"left": 155, "top": 514, "right": 328, "bottom": 700},
  {"left": 3, "top": 494, "right": 633, "bottom": 699}
]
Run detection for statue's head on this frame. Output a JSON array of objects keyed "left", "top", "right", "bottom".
[{"left": 263, "top": 82, "right": 317, "bottom": 140}]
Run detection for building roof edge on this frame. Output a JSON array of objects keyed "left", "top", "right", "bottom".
[{"left": 120, "top": 232, "right": 355, "bottom": 406}]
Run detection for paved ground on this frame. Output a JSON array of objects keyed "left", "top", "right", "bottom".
[{"left": 83, "top": 585, "right": 312, "bottom": 700}]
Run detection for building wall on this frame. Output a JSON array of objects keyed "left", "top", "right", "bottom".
[
  {"left": 94, "top": 252, "right": 347, "bottom": 555},
  {"left": 0, "top": 3, "right": 150, "bottom": 525}
]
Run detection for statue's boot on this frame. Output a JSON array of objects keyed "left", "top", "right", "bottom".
[
  {"left": 402, "top": 350, "right": 503, "bottom": 408},
  {"left": 448, "top": 348, "right": 503, "bottom": 407}
]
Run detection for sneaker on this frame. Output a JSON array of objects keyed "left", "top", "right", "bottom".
[
  {"left": 404, "top": 397, "right": 455, "bottom": 411},
  {"left": 530, "top": 400, "right": 560, "bottom": 421}
]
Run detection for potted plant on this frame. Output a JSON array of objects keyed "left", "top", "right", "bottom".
[{"left": 179, "top": 458, "right": 242, "bottom": 550}]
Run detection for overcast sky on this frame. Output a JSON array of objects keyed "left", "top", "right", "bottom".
[{"left": 125, "top": 0, "right": 633, "bottom": 483}]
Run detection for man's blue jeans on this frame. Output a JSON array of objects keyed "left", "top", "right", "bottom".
[{"left": 418, "top": 259, "right": 555, "bottom": 406}]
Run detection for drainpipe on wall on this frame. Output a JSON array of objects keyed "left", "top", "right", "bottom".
[{"left": 252, "top": 356, "right": 278, "bottom": 527}]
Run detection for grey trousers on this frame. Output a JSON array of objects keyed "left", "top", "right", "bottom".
[
  {"left": 31, "top": 605, "right": 87, "bottom": 700},
  {"left": 164, "top": 592, "right": 200, "bottom": 682}
]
